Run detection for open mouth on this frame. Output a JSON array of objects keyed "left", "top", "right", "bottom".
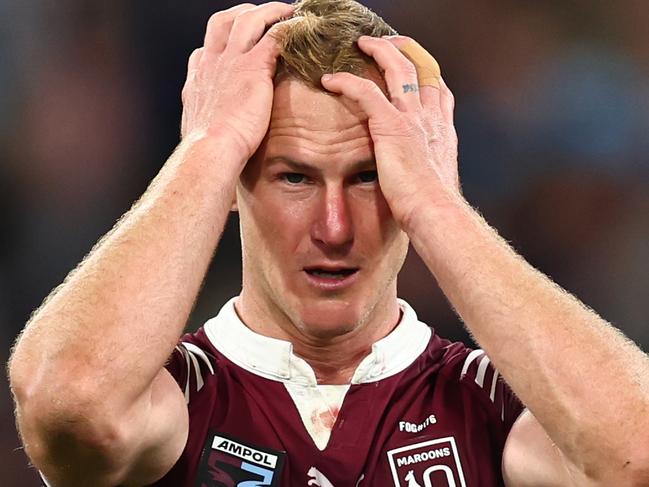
[{"left": 304, "top": 267, "right": 359, "bottom": 280}]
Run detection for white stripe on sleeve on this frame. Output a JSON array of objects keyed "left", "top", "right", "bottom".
[
  {"left": 460, "top": 349, "right": 485, "bottom": 379},
  {"left": 176, "top": 342, "right": 215, "bottom": 404},
  {"left": 489, "top": 369, "right": 499, "bottom": 403},
  {"left": 475, "top": 354, "right": 491, "bottom": 388}
]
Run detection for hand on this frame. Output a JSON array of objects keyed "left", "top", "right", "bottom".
[
  {"left": 181, "top": 2, "right": 294, "bottom": 161},
  {"left": 320, "top": 35, "right": 461, "bottom": 229}
]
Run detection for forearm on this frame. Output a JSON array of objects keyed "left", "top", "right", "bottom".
[
  {"left": 406, "top": 193, "right": 649, "bottom": 479},
  {"left": 9, "top": 133, "right": 244, "bottom": 416}
]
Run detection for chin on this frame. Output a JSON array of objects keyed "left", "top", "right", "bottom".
[{"left": 294, "top": 299, "right": 364, "bottom": 340}]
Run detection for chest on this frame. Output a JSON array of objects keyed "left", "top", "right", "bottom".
[{"left": 167, "top": 367, "right": 507, "bottom": 487}]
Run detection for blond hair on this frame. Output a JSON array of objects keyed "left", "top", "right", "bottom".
[{"left": 276, "top": 0, "right": 397, "bottom": 88}]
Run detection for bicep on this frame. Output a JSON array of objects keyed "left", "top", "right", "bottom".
[
  {"left": 121, "top": 368, "right": 189, "bottom": 486},
  {"left": 35, "top": 368, "right": 188, "bottom": 487},
  {"left": 502, "top": 409, "right": 585, "bottom": 487}
]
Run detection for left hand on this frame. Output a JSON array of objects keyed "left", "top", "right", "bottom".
[{"left": 320, "top": 35, "right": 461, "bottom": 229}]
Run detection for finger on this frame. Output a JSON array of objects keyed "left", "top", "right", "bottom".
[
  {"left": 204, "top": 4, "right": 256, "bottom": 54},
  {"left": 249, "top": 17, "right": 299, "bottom": 63},
  {"left": 439, "top": 77, "right": 455, "bottom": 125},
  {"left": 383, "top": 36, "right": 442, "bottom": 109},
  {"left": 356, "top": 36, "right": 422, "bottom": 112},
  {"left": 187, "top": 47, "right": 203, "bottom": 75},
  {"left": 226, "top": 2, "right": 295, "bottom": 53},
  {"left": 182, "top": 48, "right": 203, "bottom": 103},
  {"left": 320, "top": 72, "right": 398, "bottom": 121}
]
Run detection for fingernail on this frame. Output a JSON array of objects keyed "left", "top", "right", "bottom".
[{"left": 321, "top": 74, "right": 333, "bottom": 81}]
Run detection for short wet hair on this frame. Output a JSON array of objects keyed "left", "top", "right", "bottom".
[{"left": 276, "top": 0, "right": 397, "bottom": 88}]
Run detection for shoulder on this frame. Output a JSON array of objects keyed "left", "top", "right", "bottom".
[
  {"left": 436, "top": 342, "right": 499, "bottom": 393},
  {"left": 165, "top": 327, "right": 220, "bottom": 404},
  {"left": 432, "top": 341, "right": 525, "bottom": 431}
]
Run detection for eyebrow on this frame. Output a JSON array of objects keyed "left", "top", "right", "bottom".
[{"left": 266, "top": 156, "right": 376, "bottom": 174}]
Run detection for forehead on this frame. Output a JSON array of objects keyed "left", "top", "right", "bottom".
[{"left": 261, "top": 77, "right": 378, "bottom": 164}]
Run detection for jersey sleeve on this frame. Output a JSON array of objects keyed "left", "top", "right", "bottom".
[
  {"left": 165, "top": 335, "right": 216, "bottom": 404},
  {"left": 445, "top": 345, "right": 525, "bottom": 434}
]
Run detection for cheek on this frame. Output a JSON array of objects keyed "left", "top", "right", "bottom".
[
  {"left": 354, "top": 189, "right": 402, "bottom": 247},
  {"left": 353, "top": 191, "right": 409, "bottom": 276},
  {"left": 243, "top": 191, "right": 312, "bottom": 259}
]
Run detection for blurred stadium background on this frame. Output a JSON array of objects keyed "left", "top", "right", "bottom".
[{"left": 1, "top": 1, "right": 648, "bottom": 484}]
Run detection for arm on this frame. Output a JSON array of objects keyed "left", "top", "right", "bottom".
[
  {"left": 503, "top": 410, "right": 581, "bottom": 487},
  {"left": 322, "top": 36, "right": 649, "bottom": 485},
  {"left": 7, "top": 3, "right": 294, "bottom": 486}
]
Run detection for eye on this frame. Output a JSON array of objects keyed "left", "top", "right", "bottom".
[
  {"left": 357, "top": 170, "right": 378, "bottom": 183},
  {"left": 281, "top": 173, "right": 307, "bottom": 184}
]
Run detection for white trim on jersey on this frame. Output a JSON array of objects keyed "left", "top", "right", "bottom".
[
  {"left": 197, "top": 298, "right": 432, "bottom": 449},
  {"left": 284, "top": 382, "right": 351, "bottom": 451},
  {"left": 460, "top": 348, "right": 509, "bottom": 421},
  {"left": 176, "top": 342, "right": 216, "bottom": 403},
  {"left": 489, "top": 369, "right": 499, "bottom": 403},
  {"left": 475, "top": 354, "right": 491, "bottom": 388},
  {"left": 203, "top": 297, "right": 432, "bottom": 386},
  {"left": 182, "top": 341, "right": 215, "bottom": 375},
  {"left": 460, "top": 349, "right": 484, "bottom": 379}
]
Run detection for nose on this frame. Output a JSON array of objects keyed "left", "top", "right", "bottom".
[{"left": 311, "top": 187, "right": 354, "bottom": 250}]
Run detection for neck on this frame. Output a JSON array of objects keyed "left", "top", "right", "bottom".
[{"left": 235, "top": 289, "right": 401, "bottom": 385}]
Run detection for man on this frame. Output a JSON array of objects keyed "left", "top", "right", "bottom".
[{"left": 8, "top": 1, "right": 649, "bottom": 486}]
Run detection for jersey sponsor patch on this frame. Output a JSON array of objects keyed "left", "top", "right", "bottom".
[
  {"left": 195, "top": 431, "right": 285, "bottom": 487},
  {"left": 387, "top": 436, "right": 467, "bottom": 487}
]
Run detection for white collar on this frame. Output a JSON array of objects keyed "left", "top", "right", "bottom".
[{"left": 204, "top": 297, "right": 432, "bottom": 386}]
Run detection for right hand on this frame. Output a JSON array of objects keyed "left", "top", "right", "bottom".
[{"left": 181, "top": 2, "right": 295, "bottom": 160}]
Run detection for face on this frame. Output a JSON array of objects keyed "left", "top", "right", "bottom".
[{"left": 236, "top": 76, "right": 409, "bottom": 341}]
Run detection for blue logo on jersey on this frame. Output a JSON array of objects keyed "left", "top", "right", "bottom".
[{"left": 196, "top": 431, "right": 285, "bottom": 487}]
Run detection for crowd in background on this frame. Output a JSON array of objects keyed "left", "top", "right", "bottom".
[{"left": 1, "top": 1, "right": 648, "bottom": 484}]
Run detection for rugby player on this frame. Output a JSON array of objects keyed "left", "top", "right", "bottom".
[{"left": 9, "top": 1, "right": 649, "bottom": 486}]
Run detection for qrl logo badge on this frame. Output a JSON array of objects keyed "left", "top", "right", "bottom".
[
  {"left": 195, "top": 432, "right": 285, "bottom": 487},
  {"left": 387, "top": 437, "right": 466, "bottom": 487}
]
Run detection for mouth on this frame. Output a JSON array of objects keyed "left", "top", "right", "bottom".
[
  {"left": 304, "top": 267, "right": 359, "bottom": 279},
  {"left": 303, "top": 266, "right": 360, "bottom": 290}
]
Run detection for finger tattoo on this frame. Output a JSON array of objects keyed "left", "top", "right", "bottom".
[{"left": 402, "top": 83, "right": 419, "bottom": 94}]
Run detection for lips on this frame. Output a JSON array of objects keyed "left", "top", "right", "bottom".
[
  {"left": 304, "top": 267, "right": 358, "bottom": 279},
  {"left": 303, "top": 265, "right": 360, "bottom": 290}
]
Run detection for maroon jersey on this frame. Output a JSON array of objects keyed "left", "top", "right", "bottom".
[{"left": 152, "top": 298, "right": 524, "bottom": 487}]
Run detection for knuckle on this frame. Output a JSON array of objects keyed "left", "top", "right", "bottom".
[
  {"left": 188, "top": 47, "right": 203, "bottom": 63},
  {"left": 366, "top": 36, "right": 391, "bottom": 51},
  {"left": 236, "top": 4, "right": 262, "bottom": 19},
  {"left": 401, "top": 61, "right": 418, "bottom": 80},
  {"left": 442, "top": 85, "right": 455, "bottom": 105},
  {"left": 359, "top": 78, "right": 381, "bottom": 96},
  {"left": 207, "top": 4, "right": 253, "bottom": 28},
  {"left": 181, "top": 84, "right": 190, "bottom": 100},
  {"left": 206, "top": 12, "right": 225, "bottom": 30},
  {"left": 265, "top": 1, "right": 295, "bottom": 11},
  {"left": 237, "top": 2, "right": 293, "bottom": 23},
  {"left": 393, "top": 34, "right": 414, "bottom": 43},
  {"left": 226, "top": 3, "right": 256, "bottom": 15}
]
